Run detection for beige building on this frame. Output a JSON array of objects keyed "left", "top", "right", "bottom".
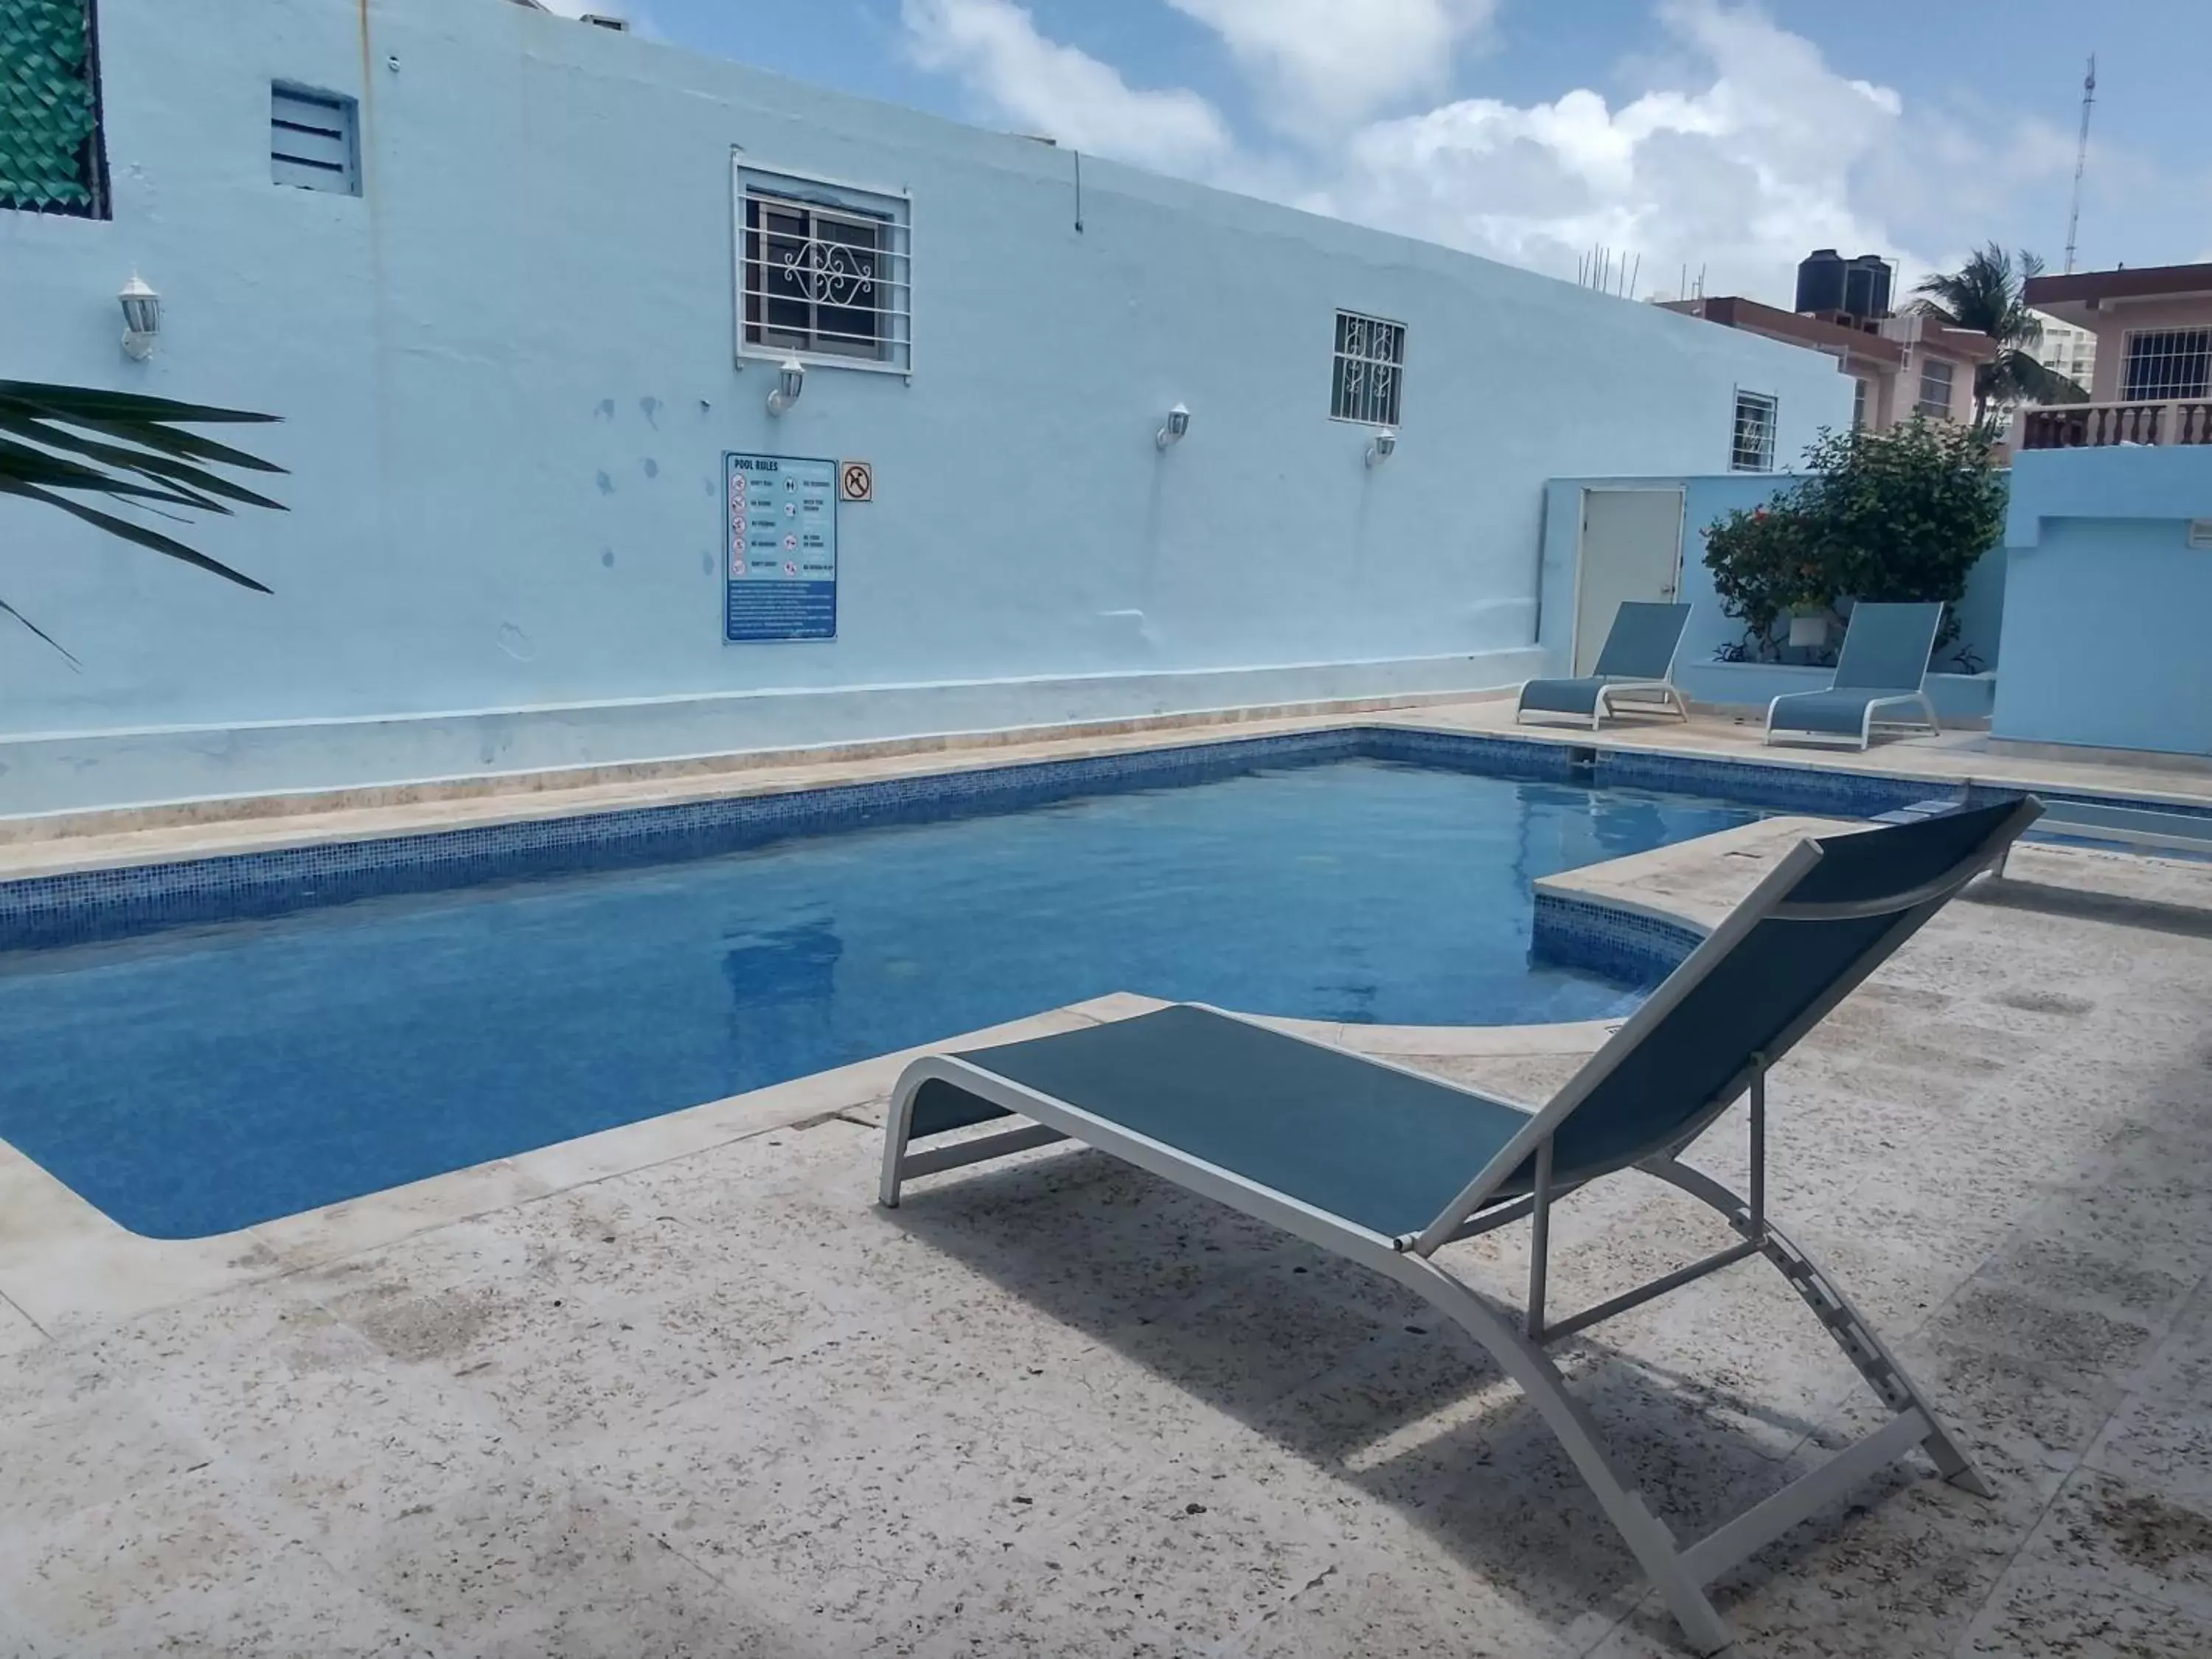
[
  {"left": 2015, "top": 261, "right": 2212, "bottom": 448},
  {"left": 1659, "top": 295, "right": 1997, "bottom": 433}
]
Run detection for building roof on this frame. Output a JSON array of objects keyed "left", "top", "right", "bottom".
[
  {"left": 1660, "top": 296, "right": 1906, "bottom": 369},
  {"left": 1660, "top": 295, "right": 2001, "bottom": 372},
  {"left": 2024, "top": 261, "right": 2212, "bottom": 327}
]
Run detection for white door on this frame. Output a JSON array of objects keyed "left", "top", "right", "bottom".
[{"left": 1573, "top": 488, "right": 1684, "bottom": 675}]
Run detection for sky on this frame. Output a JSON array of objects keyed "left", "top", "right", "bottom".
[{"left": 538, "top": 0, "right": 2212, "bottom": 305}]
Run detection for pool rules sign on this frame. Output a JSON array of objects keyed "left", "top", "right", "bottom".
[{"left": 725, "top": 452, "right": 838, "bottom": 642}]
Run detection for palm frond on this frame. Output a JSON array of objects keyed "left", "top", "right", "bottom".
[
  {"left": 0, "top": 597, "right": 82, "bottom": 669},
  {"left": 0, "top": 381, "right": 287, "bottom": 660},
  {"left": 0, "top": 476, "right": 274, "bottom": 591},
  {"left": 0, "top": 382, "right": 283, "bottom": 427},
  {"left": 0, "top": 413, "right": 287, "bottom": 511}
]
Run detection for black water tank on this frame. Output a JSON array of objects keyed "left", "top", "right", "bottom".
[
  {"left": 1795, "top": 248, "right": 1846, "bottom": 314},
  {"left": 1843, "top": 254, "right": 1893, "bottom": 319}
]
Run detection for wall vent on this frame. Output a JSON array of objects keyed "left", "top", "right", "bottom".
[{"left": 271, "top": 85, "right": 358, "bottom": 195}]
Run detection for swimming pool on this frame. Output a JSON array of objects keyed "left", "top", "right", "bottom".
[{"left": 0, "top": 755, "right": 1764, "bottom": 1238}]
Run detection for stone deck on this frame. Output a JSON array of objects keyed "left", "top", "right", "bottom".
[
  {"left": 1, "top": 816, "right": 2209, "bottom": 1655},
  {"left": 4, "top": 694, "right": 2208, "bottom": 883}
]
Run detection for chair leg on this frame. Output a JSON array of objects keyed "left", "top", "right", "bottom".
[
  {"left": 878, "top": 1076, "right": 921, "bottom": 1208},
  {"left": 1385, "top": 1253, "right": 1738, "bottom": 1655},
  {"left": 1644, "top": 1158, "right": 1991, "bottom": 1498}
]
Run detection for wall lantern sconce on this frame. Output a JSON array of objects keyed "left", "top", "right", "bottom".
[
  {"left": 766, "top": 358, "right": 806, "bottom": 417},
  {"left": 119, "top": 273, "right": 161, "bottom": 361},
  {"left": 1155, "top": 403, "right": 1192, "bottom": 451},
  {"left": 1365, "top": 428, "right": 1398, "bottom": 468}
]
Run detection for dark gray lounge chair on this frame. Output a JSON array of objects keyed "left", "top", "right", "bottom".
[
  {"left": 1518, "top": 600, "right": 1693, "bottom": 729},
  {"left": 880, "top": 796, "right": 2042, "bottom": 1654},
  {"left": 1765, "top": 601, "right": 1944, "bottom": 750}
]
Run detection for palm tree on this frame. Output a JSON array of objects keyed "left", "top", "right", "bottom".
[
  {"left": 1913, "top": 245, "right": 2088, "bottom": 425},
  {"left": 0, "top": 380, "right": 286, "bottom": 660}
]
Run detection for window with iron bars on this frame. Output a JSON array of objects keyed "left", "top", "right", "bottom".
[
  {"left": 1916, "top": 358, "right": 1955, "bottom": 419},
  {"left": 1330, "top": 311, "right": 1405, "bottom": 426},
  {"left": 1730, "top": 391, "right": 1777, "bottom": 471},
  {"left": 2121, "top": 328, "right": 2212, "bottom": 403},
  {"left": 737, "top": 168, "right": 911, "bottom": 373}
]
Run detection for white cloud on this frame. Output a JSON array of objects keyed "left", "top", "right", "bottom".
[
  {"left": 1163, "top": 0, "right": 1498, "bottom": 130},
  {"left": 1312, "top": 1, "right": 1914, "bottom": 300},
  {"left": 900, "top": 0, "right": 1234, "bottom": 173},
  {"left": 905, "top": 0, "right": 2085, "bottom": 305}
]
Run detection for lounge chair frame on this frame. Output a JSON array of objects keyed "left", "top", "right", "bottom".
[
  {"left": 1763, "top": 689, "right": 1939, "bottom": 751},
  {"left": 1764, "top": 601, "right": 1947, "bottom": 752},
  {"left": 1521, "top": 677, "right": 1691, "bottom": 732},
  {"left": 1518, "top": 600, "right": 1695, "bottom": 732},
  {"left": 879, "top": 799, "right": 2039, "bottom": 1652}
]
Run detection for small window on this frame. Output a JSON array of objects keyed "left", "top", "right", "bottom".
[
  {"left": 271, "top": 86, "right": 358, "bottom": 194},
  {"left": 1851, "top": 378, "right": 1868, "bottom": 430},
  {"left": 1916, "top": 358, "right": 1955, "bottom": 418},
  {"left": 1330, "top": 310, "right": 1405, "bottom": 426},
  {"left": 1731, "top": 391, "right": 1777, "bottom": 472},
  {"left": 737, "top": 166, "right": 911, "bottom": 373},
  {"left": 2121, "top": 328, "right": 2212, "bottom": 402}
]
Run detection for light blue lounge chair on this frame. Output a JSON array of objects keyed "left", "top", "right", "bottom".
[
  {"left": 1765, "top": 600, "right": 1944, "bottom": 750},
  {"left": 1518, "top": 600, "right": 1693, "bottom": 729},
  {"left": 880, "top": 796, "right": 2042, "bottom": 1654}
]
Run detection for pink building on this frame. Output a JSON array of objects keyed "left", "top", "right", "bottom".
[
  {"left": 1660, "top": 295, "right": 1995, "bottom": 437},
  {"left": 2015, "top": 261, "right": 2212, "bottom": 448}
]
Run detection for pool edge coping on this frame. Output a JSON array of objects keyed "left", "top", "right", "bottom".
[
  {"left": 0, "top": 987, "right": 1637, "bottom": 1333},
  {"left": 10, "top": 719, "right": 2183, "bottom": 953}
]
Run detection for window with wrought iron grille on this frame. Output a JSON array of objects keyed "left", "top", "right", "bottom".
[
  {"left": 1730, "top": 391, "right": 1776, "bottom": 471},
  {"left": 1851, "top": 378, "right": 1868, "bottom": 429},
  {"left": 1916, "top": 358, "right": 1955, "bottom": 419},
  {"left": 0, "top": 0, "right": 108, "bottom": 217},
  {"left": 2121, "top": 328, "right": 2212, "bottom": 402},
  {"left": 1330, "top": 311, "right": 1405, "bottom": 426},
  {"left": 736, "top": 165, "right": 911, "bottom": 373}
]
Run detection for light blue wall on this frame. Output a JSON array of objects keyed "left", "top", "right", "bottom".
[
  {"left": 0, "top": 0, "right": 1847, "bottom": 815},
  {"left": 1994, "top": 448, "right": 2212, "bottom": 757},
  {"left": 1540, "top": 471, "right": 2006, "bottom": 717}
]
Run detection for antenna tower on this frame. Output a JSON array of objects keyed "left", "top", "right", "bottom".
[{"left": 2063, "top": 54, "right": 2096, "bottom": 274}]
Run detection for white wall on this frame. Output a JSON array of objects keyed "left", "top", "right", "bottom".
[{"left": 0, "top": 0, "right": 1848, "bottom": 815}]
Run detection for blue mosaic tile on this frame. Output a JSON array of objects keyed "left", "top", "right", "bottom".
[
  {"left": 1529, "top": 890, "right": 1704, "bottom": 985},
  {"left": 1590, "top": 750, "right": 1939, "bottom": 819},
  {"left": 0, "top": 721, "right": 2157, "bottom": 955},
  {"left": 0, "top": 729, "right": 1363, "bottom": 951},
  {"left": 1357, "top": 725, "right": 1581, "bottom": 783}
]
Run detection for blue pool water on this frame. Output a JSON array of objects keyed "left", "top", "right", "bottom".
[{"left": 0, "top": 758, "right": 1761, "bottom": 1238}]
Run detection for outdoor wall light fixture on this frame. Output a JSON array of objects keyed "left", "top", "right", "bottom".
[
  {"left": 1155, "top": 403, "right": 1192, "bottom": 450},
  {"left": 1365, "top": 428, "right": 1398, "bottom": 468},
  {"left": 766, "top": 358, "right": 806, "bottom": 417},
  {"left": 119, "top": 274, "right": 161, "bottom": 361}
]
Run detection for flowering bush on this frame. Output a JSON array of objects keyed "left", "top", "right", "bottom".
[{"left": 1702, "top": 417, "right": 2006, "bottom": 664}]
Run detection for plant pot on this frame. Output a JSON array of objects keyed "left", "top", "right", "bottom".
[{"left": 1787, "top": 612, "right": 1829, "bottom": 648}]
